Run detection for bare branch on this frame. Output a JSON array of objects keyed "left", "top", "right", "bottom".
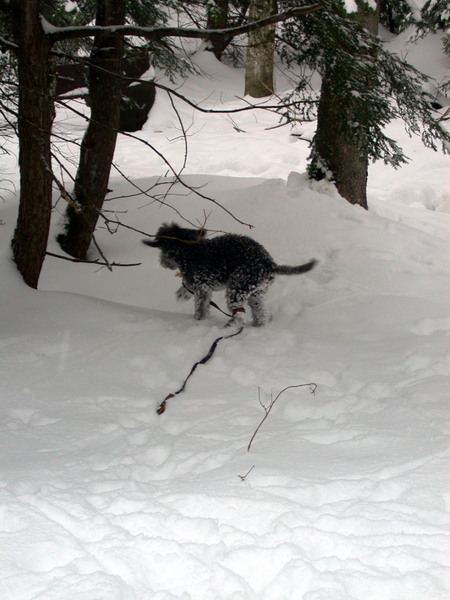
[
  {"left": 46, "top": 251, "right": 141, "bottom": 268},
  {"left": 247, "top": 383, "right": 317, "bottom": 452},
  {"left": 49, "top": 160, "right": 80, "bottom": 213},
  {"left": 55, "top": 96, "right": 252, "bottom": 227},
  {"left": 438, "top": 106, "right": 450, "bottom": 122},
  {"left": 0, "top": 36, "right": 17, "bottom": 52},
  {"left": 91, "top": 234, "right": 113, "bottom": 271},
  {"left": 238, "top": 465, "right": 255, "bottom": 481},
  {"left": 154, "top": 81, "right": 315, "bottom": 115},
  {"left": 168, "top": 89, "right": 189, "bottom": 173},
  {"left": 118, "top": 128, "right": 254, "bottom": 228}
]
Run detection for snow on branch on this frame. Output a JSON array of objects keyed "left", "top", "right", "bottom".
[{"left": 43, "top": 4, "right": 323, "bottom": 44}]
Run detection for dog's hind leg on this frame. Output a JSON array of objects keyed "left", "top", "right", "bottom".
[
  {"left": 225, "top": 287, "right": 246, "bottom": 327},
  {"left": 248, "top": 290, "right": 270, "bottom": 327},
  {"left": 193, "top": 288, "right": 212, "bottom": 320}
]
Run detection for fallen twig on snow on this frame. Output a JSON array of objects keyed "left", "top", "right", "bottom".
[
  {"left": 247, "top": 383, "right": 317, "bottom": 452},
  {"left": 238, "top": 465, "right": 255, "bottom": 481}
]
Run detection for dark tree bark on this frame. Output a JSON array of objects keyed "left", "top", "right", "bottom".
[
  {"left": 309, "top": 1, "right": 380, "bottom": 209},
  {"left": 310, "top": 71, "right": 370, "bottom": 209},
  {"left": 58, "top": 0, "right": 126, "bottom": 259},
  {"left": 11, "top": 0, "right": 54, "bottom": 288},
  {"left": 206, "top": 0, "right": 230, "bottom": 61},
  {"left": 245, "top": 0, "right": 277, "bottom": 97}
]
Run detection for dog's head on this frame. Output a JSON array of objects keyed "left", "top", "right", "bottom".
[
  {"left": 143, "top": 223, "right": 206, "bottom": 270},
  {"left": 143, "top": 223, "right": 205, "bottom": 248}
]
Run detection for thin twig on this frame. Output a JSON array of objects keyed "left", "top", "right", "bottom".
[
  {"left": 46, "top": 251, "right": 141, "bottom": 267},
  {"left": 438, "top": 105, "right": 450, "bottom": 122},
  {"left": 247, "top": 383, "right": 317, "bottom": 452},
  {"left": 168, "top": 89, "right": 189, "bottom": 173},
  {"left": 58, "top": 89, "right": 253, "bottom": 228},
  {"left": 50, "top": 162, "right": 80, "bottom": 213},
  {"left": 238, "top": 465, "right": 255, "bottom": 481},
  {"left": 156, "top": 82, "right": 311, "bottom": 115},
  {"left": 91, "top": 234, "right": 112, "bottom": 271}
]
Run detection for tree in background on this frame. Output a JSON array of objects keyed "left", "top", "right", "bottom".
[
  {"left": 206, "top": 0, "right": 231, "bottom": 60},
  {"left": 279, "top": 0, "right": 449, "bottom": 208},
  {"left": 245, "top": 0, "right": 277, "bottom": 97},
  {"left": 308, "top": 0, "right": 380, "bottom": 209},
  {"left": 419, "top": 0, "right": 450, "bottom": 102},
  {"left": 379, "top": 0, "right": 412, "bottom": 34}
]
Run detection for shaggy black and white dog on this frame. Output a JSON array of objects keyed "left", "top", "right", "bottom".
[{"left": 143, "top": 222, "right": 316, "bottom": 327}]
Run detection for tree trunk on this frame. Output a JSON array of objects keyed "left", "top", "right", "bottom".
[
  {"left": 308, "top": 1, "right": 380, "bottom": 209},
  {"left": 11, "top": 0, "right": 54, "bottom": 288},
  {"left": 58, "top": 0, "right": 125, "bottom": 259},
  {"left": 245, "top": 0, "right": 276, "bottom": 98},
  {"left": 310, "top": 71, "right": 370, "bottom": 208},
  {"left": 206, "top": 0, "right": 230, "bottom": 61}
]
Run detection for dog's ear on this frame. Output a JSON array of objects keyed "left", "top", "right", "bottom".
[
  {"left": 142, "top": 239, "right": 160, "bottom": 248},
  {"left": 142, "top": 222, "right": 180, "bottom": 247}
]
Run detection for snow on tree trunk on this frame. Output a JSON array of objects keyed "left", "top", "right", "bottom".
[
  {"left": 245, "top": 0, "right": 276, "bottom": 98},
  {"left": 58, "top": 0, "right": 125, "bottom": 260},
  {"left": 11, "top": 0, "right": 54, "bottom": 288}
]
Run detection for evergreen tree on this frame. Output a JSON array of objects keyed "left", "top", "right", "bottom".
[
  {"left": 279, "top": 0, "right": 449, "bottom": 208},
  {"left": 245, "top": 0, "right": 277, "bottom": 97}
]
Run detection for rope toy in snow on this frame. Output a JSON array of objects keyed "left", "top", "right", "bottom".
[
  {"left": 156, "top": 323, "right": 244, "bottom": 415},
  {"left": 179, "top": 279, "right": 234, "bottom": 318}
]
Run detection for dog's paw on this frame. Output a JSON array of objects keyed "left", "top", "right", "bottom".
[
  {"left": 176, "top": 286, "right": 192, "bottom": 302},
  {"left": 225, "top": 316, "right": 244, "bottom": 329},
  {"left": 252, "top": 314, "right": 272, "bottom": 327}
]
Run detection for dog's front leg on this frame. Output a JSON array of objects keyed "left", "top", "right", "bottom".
[
  {"left": 193, "top": 289, "right": 212, "bottom": 320},
  {"left": 176, "top": 284, "right": 192, "bottom": 302}
]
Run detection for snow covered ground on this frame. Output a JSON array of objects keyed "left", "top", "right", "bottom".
[{"left": 0, "top": 31, "right": 449, "bottom": 600}]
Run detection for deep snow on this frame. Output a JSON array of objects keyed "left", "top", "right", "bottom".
[{"left": 0, "top": 30, "right": 449, "bottom": 600}]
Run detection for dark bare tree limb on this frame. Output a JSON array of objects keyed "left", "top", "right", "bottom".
[
  {"left": 154, "top": 81, "right": 315, "bottom": 114},
  {"left": 46, "top": 251, "right": 141, "bottom": 267}
]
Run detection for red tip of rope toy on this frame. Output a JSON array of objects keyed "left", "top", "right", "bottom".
[{"left": 157, "top": 393, "right": 174, "bottom": 415}]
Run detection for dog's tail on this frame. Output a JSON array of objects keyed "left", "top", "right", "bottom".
[{"left": 274, "top": 259, "right": 317, "bottom": 276}]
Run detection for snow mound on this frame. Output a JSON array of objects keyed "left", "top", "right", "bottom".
[{"left": 1, "top": 172, "right": 449, "bottom": 599}]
